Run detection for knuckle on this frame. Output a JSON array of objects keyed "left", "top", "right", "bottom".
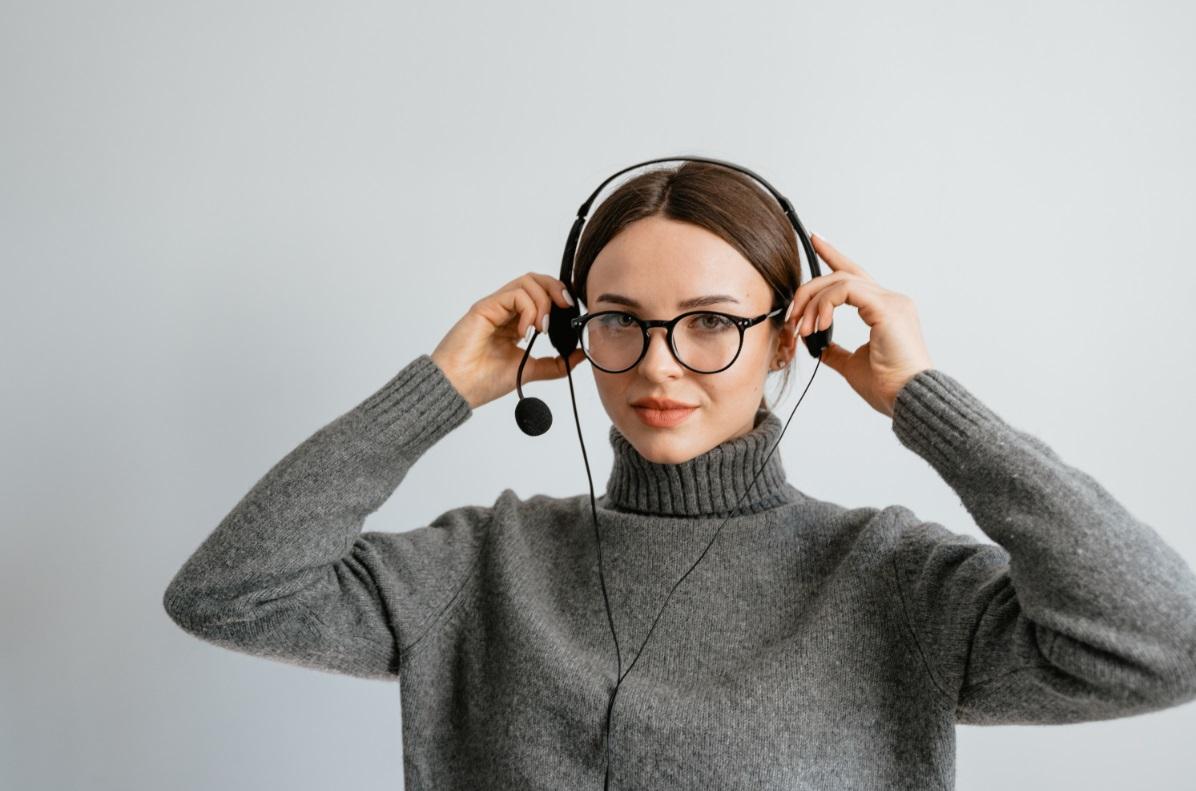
[{"left": 521, "top": 275, "right": 549, "bottom": 300}]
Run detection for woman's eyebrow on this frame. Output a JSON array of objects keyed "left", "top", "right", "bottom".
[{"left": 593, "top": 293, "right": 741, "bottom": 309}]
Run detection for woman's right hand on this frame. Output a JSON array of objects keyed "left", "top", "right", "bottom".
[{"left": 430, "top": 272, "right": 587, "bottom": 410}]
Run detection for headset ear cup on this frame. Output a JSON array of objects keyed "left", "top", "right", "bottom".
[
  {"left": 804, "top": 322, "right": 833, "bottom": 358},
  {"left": 548, "top": 301, "right": 581, "bottom": 359}
]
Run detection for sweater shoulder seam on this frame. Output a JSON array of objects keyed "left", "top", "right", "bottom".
[
  {"left": 397, "top": 508, "right": 494, "bottom": 664},
  {"left": 887, "top": 516, "right": 957, "bottom": 710}
]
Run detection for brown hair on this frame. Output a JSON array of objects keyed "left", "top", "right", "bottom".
[{"left": 570, "top": 161, "right": 805, "bottom": 411}]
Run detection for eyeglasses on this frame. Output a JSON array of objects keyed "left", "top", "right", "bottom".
[{"left": 569, "top": 306, "right": 787, "bottom": 374}]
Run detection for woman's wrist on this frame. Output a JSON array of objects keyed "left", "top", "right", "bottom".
[{"left": 429, "top": 351, "right": 479, "bottom": 410}]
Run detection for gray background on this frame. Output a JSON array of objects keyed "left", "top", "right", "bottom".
[{"left": 3, "top": 1, "right": 1194, "bottom": 789}]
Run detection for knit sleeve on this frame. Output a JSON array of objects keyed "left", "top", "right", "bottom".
[
  {"left": 162, "top": 354, "right": 486, "bottom": 681},
  {"left": 888, "top": 368, "right": 1196, "bottom": 724}
]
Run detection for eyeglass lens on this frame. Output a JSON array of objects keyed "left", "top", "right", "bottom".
[{"left": 580, "top": 312, "right": 742, "bottom": 373}]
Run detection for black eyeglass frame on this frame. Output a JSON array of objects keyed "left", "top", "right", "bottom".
[{"left": 569, "top": 305, "right": 788, "bottom": 374}]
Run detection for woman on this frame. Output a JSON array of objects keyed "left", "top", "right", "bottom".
[{"left": 164, "top": 162, "right": 1196, "bottom": 790}]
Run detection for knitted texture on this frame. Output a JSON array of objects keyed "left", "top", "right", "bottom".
[
  {"left": 164, "top": 355, "right": 1196, "bottom": 790},
  {"left": 603, "top": 407, "right": 795, "bottom": 517}
]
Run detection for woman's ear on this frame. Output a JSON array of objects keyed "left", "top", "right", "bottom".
[
  {"left": 770, "top": 301, "right": 800, "bottom": 369},
  {"left": 777, "top": 331, "right": 798, "bottom": 369}
]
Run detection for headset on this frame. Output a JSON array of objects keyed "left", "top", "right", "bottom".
[{"left": 512, "top": 155, "right": 833, "bottom": 790}]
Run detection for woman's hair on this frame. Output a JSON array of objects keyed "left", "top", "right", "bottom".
[{"left": 571, "top": 161, "right": 805, "bottom": 411}]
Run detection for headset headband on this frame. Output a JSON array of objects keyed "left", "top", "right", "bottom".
[{"left": 557, "top": 155, "right": 825, "bottom": 298}]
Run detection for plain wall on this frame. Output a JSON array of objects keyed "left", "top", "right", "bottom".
[{"left": 2, "top": 1, "right": 1194, "bottom": 789}]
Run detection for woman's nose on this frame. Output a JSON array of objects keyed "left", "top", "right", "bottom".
[{"left": 638, "top": 327, "right": 684, "bottom": 375}]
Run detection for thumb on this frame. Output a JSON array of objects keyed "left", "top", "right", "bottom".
[
  {"left": 818, "top": 341, "right": 850, "bottom": 373},
  {"left": 528, "top": 348, "right": 586, "bottom": 381}
]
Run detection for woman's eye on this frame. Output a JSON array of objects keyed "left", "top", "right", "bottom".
[
  {"left": 596, "top": 313, "right": 637, "bottom": 329},
  {"left": 693, "top": 314, "right": 732, "bottom": 331}
]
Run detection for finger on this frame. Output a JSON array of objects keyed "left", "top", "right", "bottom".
[
  {"left": 487, "top": 288, "right": 540, "bottom": 337},
  {"left": 518, "top": 273, "right": 574, "bottom": 329},
  {"left": 811, "top": 233, "right": 874, "bottom": 281},
  {"left": 516, "top": 271, "right": 566, "bottom": 313},
  {"left": 800, "top": 282, "right": 853, "bottom": 336},
  {"left": 497, "top": 272, "right": 571, "bottom": 306},
  {"left": 507, "top": 278, "right": 550, "bottom": 335},
  {"left": 799, "top": 286, "right": 830, "bottom": 337},
  {"left": 816, "top": 295, "right": 834, "bottom": 334},
  {"left": 790, "top": 271, "right": 854, "bottom": 328},
  {"left": 528, "top": 348, "right": 587, "bottom": 381},
  {"left": 558, "top": 348, "right": 588, "bottom": 375},
  {"left": 818, "top": 341, "right": 852, "bottom": 373},
  {"left": 523, "top": 272, "right": 575, "bottom": 308},
  {"left": 798, "top": 279, "right": 889, "bottom": 336}
]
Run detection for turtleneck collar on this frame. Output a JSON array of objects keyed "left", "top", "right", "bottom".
[{"left": 602, "top": 408, "right": 796, "bottom": 517}]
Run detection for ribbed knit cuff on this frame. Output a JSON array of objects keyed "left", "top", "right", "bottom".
[
  {"left": 891, "top": 368, "right": 1011, "bottom": 473},
  {"left": 351, "top": 354, "right": 473, "bottom": 457}
]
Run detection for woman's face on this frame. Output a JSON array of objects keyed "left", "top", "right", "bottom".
[{"left": 585, "top": 214, "right": 797, "bottom": 464}]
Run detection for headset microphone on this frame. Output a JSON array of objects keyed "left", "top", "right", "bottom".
[
  {"left": 513, "top": 352, "right": 554, "bottom": 435},
  {"left": 511, "top": 155, "right": 832, "bottom": 790}
]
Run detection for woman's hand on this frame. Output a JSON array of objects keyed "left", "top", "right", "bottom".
[
  {"left": 792, "top": 234, "right": 934, "bottom": 418},
  {"left": 431, "top": 272, "right": 587, "bottom": 410}
]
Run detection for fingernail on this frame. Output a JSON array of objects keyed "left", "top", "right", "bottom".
[
  {"left": 540, "top": 314, "right": 550, "bottom": 334},
  {"left": 561, "top": 288, "right": 574, "bottom": 307},
  {"left": 524, "top": 325, "right": 534, "bottom": 343}
]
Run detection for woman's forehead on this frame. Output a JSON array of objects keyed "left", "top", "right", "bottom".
[
  {"left": 596, "top": 215, "right": 744, "bottom": 266},
  {"left": 584, "top": 215, "right": 771, "bottom": 307},
  {"left": 587, "top": 249, "right": 766, "bottom": 307}
]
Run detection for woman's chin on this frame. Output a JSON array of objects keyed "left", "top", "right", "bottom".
[{"left": 624, "top": 423, "right": 701, "bottom": 465}]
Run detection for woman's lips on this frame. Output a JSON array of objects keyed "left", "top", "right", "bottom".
[{"left": 633, "top": 405, "right": 698, "bottom": 428}]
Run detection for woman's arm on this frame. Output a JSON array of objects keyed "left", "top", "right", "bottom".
[
  {"left": 889, "top": 368, "right": 1196, "bottom": 723},
  {"left": 162, "top": 354, "right": 484, "bottom": 681}
]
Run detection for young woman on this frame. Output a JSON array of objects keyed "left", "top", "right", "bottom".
[{"left": 164, "top": 162, "right": 1196, "bottom": 790}]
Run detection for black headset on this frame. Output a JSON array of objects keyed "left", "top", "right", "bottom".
[{"left": 512, "top": 155, "right": 833, "bottom": 790}]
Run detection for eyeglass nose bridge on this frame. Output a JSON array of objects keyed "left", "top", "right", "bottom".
[{"left": 638, "top": 320, "right": 682, "bottom": 366}]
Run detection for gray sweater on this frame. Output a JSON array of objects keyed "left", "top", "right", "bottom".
[{"left": 163, "top": 353, "right": 1196, "bottom": 790}]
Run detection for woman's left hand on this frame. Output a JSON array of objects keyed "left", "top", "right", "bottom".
[{"left": 790, "top": 233, "right": 935, "bottom": 418}]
